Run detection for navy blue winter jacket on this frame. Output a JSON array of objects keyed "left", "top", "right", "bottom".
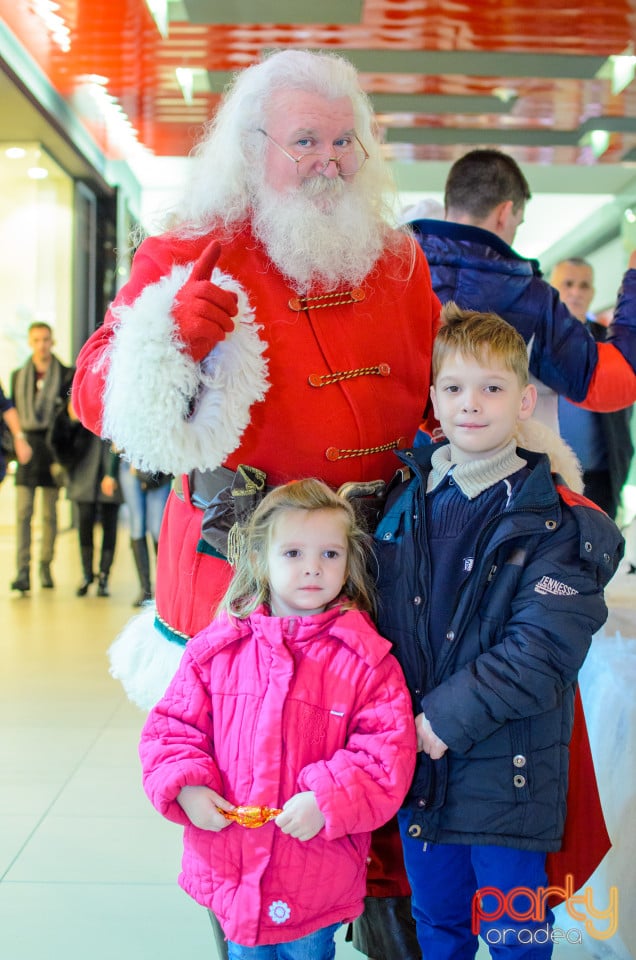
[
  {"left": 412, "top": 219, "right": 636, "bottom": 410},
  {"left": 373, "top": 444, "right": 624, "bottom": 851}
]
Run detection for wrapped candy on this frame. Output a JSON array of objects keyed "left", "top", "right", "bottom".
[{"left": 220, "top": 805, "right": 282, "bottom": 828}]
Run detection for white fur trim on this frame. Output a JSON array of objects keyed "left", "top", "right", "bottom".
[
  {"left": 108, "top": 606, "right": 185, "bottom": 711},
  {"left": 516, "top": 418, "right": 584, "bottom": 494},
  {"left": 102, "top": 264, "right": 269, "bottom": 475}
]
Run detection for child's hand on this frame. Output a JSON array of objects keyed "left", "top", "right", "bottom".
[
  {"left": 177, "top": 785, "right": 235, "bottom": 831},
  {"left": 415, "top": 712, "right": 448, "bottom": 759},
  {"left": 275, "top": 791, "right": 325, "bottom": 841}
]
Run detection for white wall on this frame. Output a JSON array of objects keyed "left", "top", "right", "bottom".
[{"left": 0, "top": 167, "right": 74, "bottom": 386}]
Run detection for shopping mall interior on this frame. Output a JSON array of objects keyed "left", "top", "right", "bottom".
[{"left": 1, "top": 2, "right": 635, "bottom": 958}]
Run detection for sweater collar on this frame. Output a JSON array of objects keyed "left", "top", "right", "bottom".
[{"left": 427, "top": 440, "right": 528, "bottom": 499}]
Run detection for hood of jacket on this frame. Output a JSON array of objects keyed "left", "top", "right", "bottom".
[{"left": 187, "top": 602, "right": 392, "bottom": 670}]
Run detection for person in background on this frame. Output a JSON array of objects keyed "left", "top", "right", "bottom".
[
  {"left": 48, "top": 395, "right": 123, "bottom": 597},
  {"left": 1, "top": 381, "right": 32, "bottom": 484},
  {"left": 9, "top": 322, "right": 73, "bottom": 593},
  {"left": 550, "top": 256, "right": 633, "bottom": 519},
  {"left": 408, "top": 149, "right": 636, "bottom": 433},
  {"left": 373, "top": 304, "right": 623, "bottom": 958},
  {"left": 118, "top": 463, "right": 171, "bottom": 607},
  {"left": 139, "top": 478, "right": 416, "bottom": 959}
]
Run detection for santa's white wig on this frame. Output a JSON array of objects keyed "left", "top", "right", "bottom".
[{"left": 168, "top": 48, "right": 398, "bottom": 235}]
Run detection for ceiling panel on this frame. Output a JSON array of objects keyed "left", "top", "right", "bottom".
[
  {"left": 1, "top": 0, "right": 636, "bottom": 174},
  {"left": 183, "top": 0, "right": 365, "bottom": 26}
]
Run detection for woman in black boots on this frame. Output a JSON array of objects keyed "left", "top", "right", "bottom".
[
  {"left": 49, "top": 397, "right": 122, "bottom": 597},
  {"left": 118, "top": 462, "right": 170, "bottom": 607}
]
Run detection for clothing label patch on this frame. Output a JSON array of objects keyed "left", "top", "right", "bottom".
[
  {"left": 534, "top": 575, "right": 579, "bottom": 597},
  {"left": 268, "top": 900, "right": 291, "bottom": 924},
  {"left": 463, "top": 557, "right": 474, "bottom": 572}
]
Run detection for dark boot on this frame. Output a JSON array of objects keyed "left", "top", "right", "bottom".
[
  {"left": 11, "top": 569, "right": 30, "bottom": 593},
  {"left": 76, "top": 546, "right": 94, "bottom": 596},
  {"left": 40, "top": 562, "right": 54, "bottom": 589},
  {"left": 97, "top": 548, "right": 115, "bottom": 597},
  {"left": 130, "top": 538, "right": 152, "bottom": 607}
]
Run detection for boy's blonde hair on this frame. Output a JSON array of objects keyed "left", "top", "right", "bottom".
[
  {"left": 220, "top": 478, "right": 376, "bottom": 618},
  {"left": 433, "top": 302, "right": 529, "bottom": 386}
]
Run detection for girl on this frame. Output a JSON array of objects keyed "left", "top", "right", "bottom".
[{"left": 139, "top": 478, "right": 416, "bottom": 959}]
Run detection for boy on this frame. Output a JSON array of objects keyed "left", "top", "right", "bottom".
[{"left": 373, "top": 303, "right": 624, "bottom": 958}]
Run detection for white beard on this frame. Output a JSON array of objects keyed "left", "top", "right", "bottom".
[{"left": 251, "top": 176, "right": 387, "bottom": 293}]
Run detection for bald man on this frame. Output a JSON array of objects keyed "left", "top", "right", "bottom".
[
  {"left": 550, "top": 257, "right": 595, "bottom": 323},
  {"left": 551, "top": 257, "right": 633, "bottom": 518}
]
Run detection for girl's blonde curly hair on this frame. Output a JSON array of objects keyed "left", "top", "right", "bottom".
[{"left": 219, "top": 477, "right": 376, "bottom": 619}]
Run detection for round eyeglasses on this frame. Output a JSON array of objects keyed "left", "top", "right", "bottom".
[{"left": 258, "top": 129, "right": 369, "bottom": 178}]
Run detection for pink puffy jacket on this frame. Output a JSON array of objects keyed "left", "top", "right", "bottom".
[{"left": 139, "top": 604, "right": 416, "bottom": 946}]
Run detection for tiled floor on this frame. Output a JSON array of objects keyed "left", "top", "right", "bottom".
[{"left": 0, "top": 487, "right": 634, "bottom": 960}]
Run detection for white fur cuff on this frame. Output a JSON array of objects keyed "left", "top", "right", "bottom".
[{"left": 102, "top": 263, "right": 269, "bottom": 475}]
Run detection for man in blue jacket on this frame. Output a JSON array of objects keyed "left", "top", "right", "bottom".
[{"left": 408, "top": 149, "right": 636, "bottom": 431}]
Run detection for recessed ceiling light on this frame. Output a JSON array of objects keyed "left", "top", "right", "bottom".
[
  {"left": 5, "top": 147, "right": 27, "bottom": 159},
  {"left": 27, "top": 166, "right": 49, "bottom": 180}
]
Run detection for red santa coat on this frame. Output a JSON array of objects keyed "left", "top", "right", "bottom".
[{"left": 73, "top": 224, "right": 440, "bottom": 648}]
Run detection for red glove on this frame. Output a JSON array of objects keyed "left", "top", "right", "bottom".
[{"left": 172, "top": 240, "right": 238, "bottom": 362}]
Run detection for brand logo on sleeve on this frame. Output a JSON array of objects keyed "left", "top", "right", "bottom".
[{"left": 534, "top": 576, "right": 578, "bottom": 597}]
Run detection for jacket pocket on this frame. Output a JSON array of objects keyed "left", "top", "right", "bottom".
[{"left": 407, "top": 751, "right": 448, "bottom": 812}]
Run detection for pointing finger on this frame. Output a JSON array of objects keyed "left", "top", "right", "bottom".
[{"left": 190, "top": 239, "right": 222, "bottom": 282}]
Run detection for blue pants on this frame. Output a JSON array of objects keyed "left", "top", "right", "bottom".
[
  {"left": 398, "top": 814, "right": 554, "bottom": 959},
  {"left": 226, "top": 923, "right": 340, "bottom": 960},
  {"left": 118, "top": 463, "right": 169, "bottom": 541}
]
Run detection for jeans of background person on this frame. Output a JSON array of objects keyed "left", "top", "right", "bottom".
[
  {"left": 118, "top": 463, "right": 170, "bottom": 605},
  {"left": 15, "top": 485, "right": 58, "bottom": 585},
  {"left": 118, "top": 463, "right": 169, "bottom": 541},
  {"left": 398, "top": 814, "right": 554, "bottom": 960},
  {"left": 226, "top": 923, "right": 340, "bottom": 960}
]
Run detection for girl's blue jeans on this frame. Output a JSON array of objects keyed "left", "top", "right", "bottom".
[{"left": 226, "top": 922, "right": 340, "bottom": 960}]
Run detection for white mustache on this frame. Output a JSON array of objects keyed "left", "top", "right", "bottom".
[{"left": 301, "top": 176, "right": 346, "bottom": 198}]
